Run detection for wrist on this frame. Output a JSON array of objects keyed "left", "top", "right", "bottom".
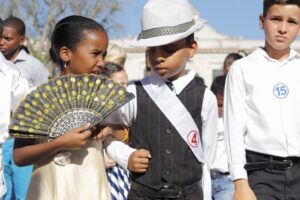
[{"left": 234, "top": 179, "right": 249, "bottom": 189}]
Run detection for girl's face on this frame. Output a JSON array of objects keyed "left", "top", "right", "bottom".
[
  {"left": 64, "top": 30, "right": 109, "bottom": 75},
  {"left": 110, "top": 71, "right": 128, "bottom": 87}
]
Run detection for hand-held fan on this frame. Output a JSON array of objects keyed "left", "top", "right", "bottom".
[{"left": 9, "top": 74, "right": 134, "bottom": 165}]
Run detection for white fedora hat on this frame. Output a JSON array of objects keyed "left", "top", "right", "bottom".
[{"left": 132, "top": 0, "right": 207, "bottom": 47}]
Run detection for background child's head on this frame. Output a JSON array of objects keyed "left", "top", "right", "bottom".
[
  {"left": 101, "top": 62, "right": 128, "bottom": 87},
  {"left": 133, "top": 0, "right": 206, "bottom": 81},
  {"left": 0, "top": 16, "right": 26, "bottom": 60},
  {"left": 104, "top": 43, "right": 127, "bottom": 68},
  {"left": 210, "top": 75, "right": 226, "bottom": 117},
  {"left": 223, "top": 53, "right": 243, "bottom": 75},
  {"left": 49, "top": 15, "right": 108, "bottom": 75}
]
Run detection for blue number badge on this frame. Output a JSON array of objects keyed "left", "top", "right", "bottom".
[{"left": 273, "top": 83, "right": 289, "bottom": 99}]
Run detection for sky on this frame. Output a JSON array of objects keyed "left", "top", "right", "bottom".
[{"left": 115, "top": 0, "right": 264, "bottom": 40}]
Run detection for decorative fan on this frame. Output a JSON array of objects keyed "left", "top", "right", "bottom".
[{"left": 9, "top": 74, "right": 134, "bottom": 140}]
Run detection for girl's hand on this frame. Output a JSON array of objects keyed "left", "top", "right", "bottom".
[{"left": 55, "top": 123, "right": 92, "bottom": 150}]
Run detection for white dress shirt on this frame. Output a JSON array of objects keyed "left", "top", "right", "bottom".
[
  {"left": 224, "top": 48, "right": 300, "bottom": 180},
  {"left": 12, "top": 49, "right": 49, "bottom": 87},
  {"left": 211, "top": 117, "right": 229, "bottom": 173},
  {"left": 0, "top": 52, "right": 29, "bottom": 197}
]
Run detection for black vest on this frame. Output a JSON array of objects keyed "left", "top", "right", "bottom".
[{"left": 129, "top": 77, "right": 206, "bottom": 190}]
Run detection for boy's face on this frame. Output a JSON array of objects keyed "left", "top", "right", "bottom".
[
  {"left": 147, "top": 39, "right": 197, "bottom": 81},
  {"left": 0, "top": 26, "right": 24, "bottom": 61},
  {"left": 260, "top": 4, "right": 300, "bottom": 53}
]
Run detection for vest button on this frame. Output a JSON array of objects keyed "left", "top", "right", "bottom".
[
  {"left": 166, "top": 128, "right": 171, "bottom": 134},
  {"left": 166, "top": 169, "right": 171, "bottom": 175},
  {"left": 165, "top": 148, "right": 172, "bottom": 155}
]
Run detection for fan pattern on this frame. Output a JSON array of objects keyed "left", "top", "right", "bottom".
[{"left": 9, "top": 74, "right": 134, "bottom": 140}]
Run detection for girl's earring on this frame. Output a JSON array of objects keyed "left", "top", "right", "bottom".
[{"left": 64, "top": 61, "right": 67, "bottom": 69}]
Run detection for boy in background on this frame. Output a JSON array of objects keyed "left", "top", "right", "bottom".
[{"left": 0, "top": 18, "right": 29, "bottom": 199}]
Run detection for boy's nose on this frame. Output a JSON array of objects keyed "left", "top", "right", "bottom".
[
  {"left": 0, "top": 38, "right": 4, "bottom": 46},
  {"left": 155, "top": 57, "right": 165, "bottom": 63},
  {"left": 278, "top": 22, "right": 287, "bottom": 34}
]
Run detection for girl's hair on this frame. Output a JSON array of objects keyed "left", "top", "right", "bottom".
[
  {"left": 223, "top": 53, "right": 243, "bottom": 70},
  {"left": 263, "top": 0, "right": 300, "bottom": 17},
  {"left": 49, "top": 15, "right": 107, "bottom": 70},
  {"left": 101, "top": 62, "right": 124, "bottom": 78},
  {"left": 104, "top": 43, "right": 127, "bottom": 67}
]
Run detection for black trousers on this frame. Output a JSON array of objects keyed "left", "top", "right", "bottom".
[
  {"left": 128, "top": 189, "right": 203, "bottom": 200},
  {"left": 246, "top": 150, "right": 300, "bottom": 200},
  {"left": 127, "top": 182, "right": 203, "bottom": 200}
]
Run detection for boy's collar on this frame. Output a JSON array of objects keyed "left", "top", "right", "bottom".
[
  {"left": 149, "top": 70, "right": 195, "bottom": 95},
  {"left": 13, "top": 49, "right": 27, "bottom": 63},
  {"left": 259, "top": 47, "right": 300, "bottom": 61}
]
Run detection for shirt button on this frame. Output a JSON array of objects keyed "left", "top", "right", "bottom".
[
  {"left": 166, "top": 128, "right": 171, "bottom": 134},
  {"left": 163, "top": 184, "right": 170, "bottom": 189},
  {"left": 165, "top": 149, "right": 172, "bottom": 155},
  {"left": 166, "top": 169, "right": 171, "bottom": 175}
]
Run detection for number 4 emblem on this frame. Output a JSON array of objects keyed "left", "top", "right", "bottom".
[{"left": 187, "top": 130, "right": 199, "bottom": 147}]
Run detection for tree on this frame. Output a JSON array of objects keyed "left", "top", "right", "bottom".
[{"left": 0, "top": 0, "right": 122, "bottom": 64}]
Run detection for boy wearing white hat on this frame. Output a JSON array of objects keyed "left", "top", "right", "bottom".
[{"left": 106, "top": 0, "right": 218, "bottom": 199}]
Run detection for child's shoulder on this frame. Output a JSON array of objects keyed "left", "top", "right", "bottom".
[{"left": 230, "top": 48, "right": 263, "bottom": 71}]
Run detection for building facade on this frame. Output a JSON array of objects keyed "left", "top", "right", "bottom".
[{"left": 112, "top": 25, "right": 300, "bottom": 87}]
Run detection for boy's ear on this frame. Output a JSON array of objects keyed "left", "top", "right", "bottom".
[
  {"left": 59, "top": 46, "right": 72, "bottom": 63},
  {"left": 259, "top": 14, "right": 265, "bottom": 30},
  {"left": 188, "top": 41, "right": 198, "bottom": 58},
  {"left": 19, "top": 35, "right": 25, "bottom": 45}
]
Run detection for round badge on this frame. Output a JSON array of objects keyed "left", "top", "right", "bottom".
[
  {"left": 187, "top": 130, "right": 199, "bottom": 147},
  {"left": 273, "top": 83, "right": 289, "bottom": 99}
]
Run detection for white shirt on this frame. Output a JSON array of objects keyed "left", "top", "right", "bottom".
[
  {"left": 12, "top": 49, "right": 49, "bottom": 87},
  {"left": 224, "top": 48, "right": 300, "bottom": 180},
  {"left": 0, "top": 52, "right": 29, "bottom": 197},
  {"left": 211, "top": 117, "right": 229, "bottom": 173}
]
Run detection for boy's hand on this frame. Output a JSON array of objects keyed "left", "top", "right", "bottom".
[
  {"left": 128, "top": 149, "right": 151, "bottom": 173},
  {"left": 234, "top": 179, "right": 257, "bottom": 200}
]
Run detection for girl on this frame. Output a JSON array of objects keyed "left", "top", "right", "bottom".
[{"left": 13, "top": 15, "right": 112, "bottom": 200}]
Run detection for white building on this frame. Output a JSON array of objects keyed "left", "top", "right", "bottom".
[{"left": 112, "top": 24, "right": 300, "bottom": 87}]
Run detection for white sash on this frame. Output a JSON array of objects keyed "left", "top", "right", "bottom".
[{"left": 141, "top": 76, "right": 204, "bottom": 163}]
